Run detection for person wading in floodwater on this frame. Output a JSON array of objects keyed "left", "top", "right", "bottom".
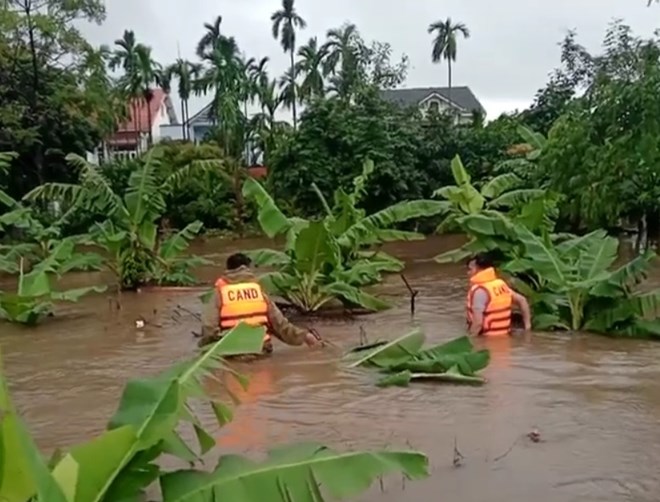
[
  {"left": 199, "top": 252, "right": 324, "bottom": 355},
  {"left": 466, "top": 253, "right": 532, "bottom": 337}
]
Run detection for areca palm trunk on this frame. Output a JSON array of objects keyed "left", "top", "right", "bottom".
[
  {"left": 447, "top": 59, "right": 452, "bottom": 103},
  {"left": 146, "top": 94, "right": 153, "bottom": 147},
  {"left": 289, "top": 48, "right": 297, "bottom": 129},
  {"left": 184, "top": 100, "right": 190, "bottom": 142},
  {"left": 180, "top": 99, "right": 186, "bottom": 140}
]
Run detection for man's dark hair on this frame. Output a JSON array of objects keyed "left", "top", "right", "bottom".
[
  {"left": 226, "top": 252, "right": 252, "bottom": 270},
  {"left": 469, "top": 252, "right": 494, "bottom": 269}
]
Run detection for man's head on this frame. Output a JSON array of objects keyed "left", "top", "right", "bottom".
[
  {"left": 467, "top": 252, "right": 494, "bottom": 278},
  {"left": 226, "top": 252, "right": 252, "bottom": 271}
]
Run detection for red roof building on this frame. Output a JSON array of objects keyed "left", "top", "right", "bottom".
[{"left": 105, "top": 88, "right": 178, "bottom": 156}]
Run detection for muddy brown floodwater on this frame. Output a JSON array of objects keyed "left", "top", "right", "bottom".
[{"left": 3, "top": 235, "right": 660, "bottom": 501}]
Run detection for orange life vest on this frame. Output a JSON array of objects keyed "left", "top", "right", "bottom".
[
  {"left": 215, "top": 278, "right": 271, "bottom": 345},
  {"left": 466, "top": 267, "right": 513, "bottom": 337}
]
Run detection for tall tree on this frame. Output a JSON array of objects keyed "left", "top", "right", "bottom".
[
  {"left": 197, "top": 33, "right": 243, "bottom": 154},
  {"left": 165, "top": 59, "right": 200, "bottom": 141},
  {"left": 270, "top": 0, "right": 306, "bottom": 129},
  {"left": 135, "top": 44, "right": 162, "bottom": 148},
  {"left": 428, "top": 18, "right": 470, "bottom": 103},
  {"left": 296, "top": 37, "right": 327, "bottom": 103},
  {"left": 110, "top": 30, "right": 143, "bottom": 144},
  {"left": 1, "top": 0, "right": 106, "bottom": 186},
  {"left": 196, "top": 15, "right": 223, "bottom": 59},
  {"left": 323, "top": 24, "right": 361, "bottom": 99}
]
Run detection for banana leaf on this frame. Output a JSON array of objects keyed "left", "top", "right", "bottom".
[
  {"left": 377, "top": 367, "right": 486, "bottom": 387},
  {"left": 159, "top": 442, "right": 429, "bottom": 501},
  {"left": 346, "top": 329, "right": 425, "bottom": 368}
]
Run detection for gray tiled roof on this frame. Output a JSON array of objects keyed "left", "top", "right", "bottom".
[{"left": 379, "top": 86, "right": 485, "bottom": 114}]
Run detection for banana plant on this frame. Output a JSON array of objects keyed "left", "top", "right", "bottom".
[
  {"left": 432, "top": 154, "right": 549, "bottom": 233},
  {"left": 24, "top": 150, "right": 211, "bottom": 290},
  {"left": 0, "top": 153, "right": 103, "bottom": 276},
  {"left": 502, "top": 226, "right": 660, "bottom": 337},
  {"left": 0, "top": 323, "right": 429, "bottom": 501},
  {"left": 0, "top": 257, "right": 106, "bottom": 325},
  {"left": 242, "top": 159, "right": 447, "bottom": 313}
]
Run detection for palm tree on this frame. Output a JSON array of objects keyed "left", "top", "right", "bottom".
[
  {"left": 270, "top": 0, "right": 306, "bottom": 129},
  {"left": 165, "top": 59, "right": 200, "bottom": 140},
  {"left": 198, "top": 36, "right": 244, "bottom": 154},
  {"left": 278, "top": 66, "right": 298, "bottom": 116},
  {"left": 296, "top": 37, "right": 327, "bottom": 103},
  {"left": 110, "top": 30, "right": 142, "bottom": 141},
  {"left": 427, "top": 18, "right": 470, "bottom": 103},
  {"left": 134, "top": 44, "right": 162, "bottom": 147},
  {"left": 322, "top": 23, "right": 360, "bottom": 99},
  {"left": 197, "top": 15, "right": 223, "bottom": 59}
]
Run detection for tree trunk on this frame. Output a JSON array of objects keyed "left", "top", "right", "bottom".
[
  {"left": 24, "top": 1, "right": 43, "bottom": 183},
  {"left": 447, "top": 59, "right": 452, "bottom": 104},
  {"left": 244, "top": 100, "right": 250, "bottom": 163},
  {"left": 132, "top": 102, "right": 140, "bottom": 154},
  {"left": 289, "top": 48, "right": 297, "bottom": 130},
  {"left": 180, "top": 98, "right": 186, "bottom": 140},
  {"left": 146, "top": 94, "right": 154, "bottom": 147},
  {"left": 184, "top": 99, "right": 190, "bottom": 142}
]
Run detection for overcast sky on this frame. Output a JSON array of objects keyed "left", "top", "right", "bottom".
[{"left": 83, "top": 0, "right": 659, "bottom": 121}]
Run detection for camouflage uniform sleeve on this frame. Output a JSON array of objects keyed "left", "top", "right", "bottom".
[
  {"left": 266, "top": 297, "right": 308, "bottom": 346},
  {"left": 199, "top": 290, "right": 220, "bottom": 347}
]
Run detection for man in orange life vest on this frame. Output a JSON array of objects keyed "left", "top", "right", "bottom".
[
  {"left": 199, "top": 252, "right": 323, "bottom": 352},
  {"left": 466, "top": 253, "right": 532, "bottom": 336}
]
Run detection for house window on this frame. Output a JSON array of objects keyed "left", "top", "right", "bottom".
[{"left": 428, "top": 100, "right": 440, "bottom": 113}]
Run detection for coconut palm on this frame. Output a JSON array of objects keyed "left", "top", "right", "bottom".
[
  {"left": 270, "top": 0, "right": 306, "bottom": 129},
  {"left": 427, "top": 18, "right": 470, "bottom": 102},
  {"left": 296, "top": 37, "right": 327, "bottom": 102}
]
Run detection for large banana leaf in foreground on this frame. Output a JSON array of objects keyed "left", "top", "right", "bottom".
[
  {"left": 2, "top": 324, "right": 430, "bottom": 501},
  {"left": 160, "top": 443, "right": 429, "bottom": 501}
]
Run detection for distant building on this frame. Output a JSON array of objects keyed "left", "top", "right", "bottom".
[
  {"left": 160, "top": 101, "right": 214, "bottom": 144},
  {"left": 88, "top": 88, "right": 177, "bottom": 164},
  {"left": 379, "top": 86, "right": 485, "bottom": 124}
]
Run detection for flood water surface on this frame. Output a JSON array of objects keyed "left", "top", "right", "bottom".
[{"left": 3, "top": 236, "right": 660, "bottom": 501}]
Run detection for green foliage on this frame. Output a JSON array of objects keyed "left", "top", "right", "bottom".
[
  {"left": 346, "top": 329, "right": 490, "bottom": 386},
  {"left": 0, "top": 0, "right": 114, "bottom": 199},
  {"left": 502, "top": 227, "right": 660, "bottom": 336},
  {"left": 24, "top": 150, "right": 209, "bottom": 289},
  {"left": 243, "top": 160, "right": 446, "bottom": 313},
  {"left": 534, "top": 22, "right": 660, "bottom": 232},
  {"left": 0, "top": 256, "right": 106, "bottom": 325},
  {"left": 0, "top": 323, "right": 429, "bottom": 500},
  {"left": 434, "top": 154, "right": 559, "bottom": 264}
]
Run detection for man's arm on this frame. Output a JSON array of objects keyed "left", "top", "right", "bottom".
[
  {"left": 469, "top": 288, "right": 489, "bottom": 336},
  {"left": 198, "top": 290, "right": 221, "bottom": 347},
  {"left": 512, "top": 291, "right": 532, "bottom": 331},
  {"left": 266, "top": 297, "right": 309, "bottom": 346}
]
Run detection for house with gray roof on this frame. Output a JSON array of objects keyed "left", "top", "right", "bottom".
[{"left": 379, "top": 86, "right": 485, "bottom": 124}]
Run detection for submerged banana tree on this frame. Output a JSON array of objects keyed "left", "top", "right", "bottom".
[
  {"left": 0, "top": 152, "right": 103, "bottom": 276},
  {"left": 0, "top": 323, "right": 429, "bottom": 500},
  {"left": 243, "top": 159, "right": 447, "bottom": 313},
  {"left": 432, "top": 154, "right": 549, "bottom": 232},
  {"left": 502, "top": 226, "right": 660, "bottom": 337},
  {"left": 24, "top": 149, "right": 210, "bottom": 291},
  {"left": 0, "top": 256, "right": 106, "bottom": 325},
  {"left": 433, "top": 154, "right": 559, "bottom": 264}
]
